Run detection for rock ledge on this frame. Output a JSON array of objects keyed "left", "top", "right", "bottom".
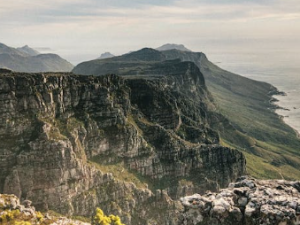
[{"left": 180, "top": 176, "right": 300, "bottom": 225}]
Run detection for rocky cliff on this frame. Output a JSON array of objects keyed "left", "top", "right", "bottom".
[
  {"left": 73, "top": 47, "right": 300, "bottom": 180},
  {"left": 0, "top": 66, "right": 245, "bottom": 224},
  {"left": 180, "top": 176, "right": 300, "bottom": 225}
]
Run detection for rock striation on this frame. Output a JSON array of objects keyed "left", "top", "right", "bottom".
[
  {"left": 180, "top": 176, "right": 300, "bottom": 225},
  {"left": 0, "top": 67, "right": 245, "bottom": 224}
]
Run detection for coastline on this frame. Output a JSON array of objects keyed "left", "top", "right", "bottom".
[
  {"left": 270, "top": 89, "right": 300, "bottom": 138},
  {"left": 277, "top": 110, "right": 300, "bottom": 138}
]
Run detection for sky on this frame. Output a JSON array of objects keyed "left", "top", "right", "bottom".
[{"left": 1, "top": 0, "right": 300, "bottom": 64}]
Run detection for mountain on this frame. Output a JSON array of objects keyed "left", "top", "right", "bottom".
[
  {"left": 98, "top": 52, "right": 115, "bottom": 59},
  {"left": 156, "top": 43, "right": 192, "bottom": 52},
  {"left": 0, "top": 42, "right": 73, "bottom": 72},
  {"left": 16, "top": 45, "right": 40, "bottom": 56},
  {"left": 0, "top": 65, "right": 245, "bottom": 224},
  {"left": 73, "top": 48, "right": 167, "bottom": 75},
  {"left": 2, "top": 46, "right": 300, "bottom": 224},
  {"left": 73, "top": 48, "right": 300, "bottom": 180},
  {"left": 0, "top": 43, "right": 28, "bottom": 56}
]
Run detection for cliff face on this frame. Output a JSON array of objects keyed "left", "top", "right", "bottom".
[
  {"left": 0, "top": 69, "right": 245, "bottom": 224},
  {"left": 161, "top": 49, "right": 300, "bottom": 180}
]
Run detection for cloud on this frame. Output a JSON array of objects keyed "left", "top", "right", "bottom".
[{"left": 0, "top": 0, "right": 299, "bottom": 64}]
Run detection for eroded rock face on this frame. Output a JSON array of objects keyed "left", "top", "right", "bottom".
[
  {"left": 180, "top": 176, "right": 300, "bottom": 225},
  {"left": 0, "top": 71, "right": 245, "bottom": 225}
]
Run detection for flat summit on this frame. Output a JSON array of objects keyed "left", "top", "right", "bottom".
[{"left": 156, "top": 43, "right": 192, "bottom": 52}]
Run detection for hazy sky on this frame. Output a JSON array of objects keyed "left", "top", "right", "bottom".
[{"left": 1, "top": 0, "right": 300, "bottom": 64}]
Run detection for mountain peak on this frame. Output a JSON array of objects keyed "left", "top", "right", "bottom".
[
  {"left": 156, "top": 43, "right": 192, "bottom": 52},
  {"left": 17, "top": 45, "right": 40, "bottom": 56},
  {"left": 120, "top": 48, "right": 166, "bottom": 62},
  {"left": 98, "top": 52, "right": 115, "bottom": 59}
]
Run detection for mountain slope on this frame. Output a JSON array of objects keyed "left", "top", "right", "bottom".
[
  {"left": 0, "top": 43, "right": 28, "bottom": 57},
  {"left": 161, "top": 49, "right": 300, "bottom": 179},
  {"left": 73, "top": 48, "right": 300, "bottom": 180},
  {"left": 0, "top": 43, "right": 73, "bottom": 72},
  {"left": 16, "top": 45, "right": 40, "bottom": 56}
]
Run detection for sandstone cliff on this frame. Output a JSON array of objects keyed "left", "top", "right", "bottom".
[{"left": 0, "top": 68, "right": 245, "bottom": 224}]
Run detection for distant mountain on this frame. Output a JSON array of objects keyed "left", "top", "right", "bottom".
[
  {"left": 73, "top": 47, "right": 300, "bottom": 180},
  {"left": 156, "top": 43, "right": 191, "bottom": 52},
  {"left": 17, "top": 45, "right": 40, "bottom": 56},
  {"left": 73, "top": 48, "right": 166, "bottom": 75},
  {"left": 0, "top": 43, "right": 73, "bottom": 72},
  {"left": 98, "top": 52, "right": 115, "bottom": 59},
  {"left": 0, "top": 43, "right": 28, "bottom": 56}
]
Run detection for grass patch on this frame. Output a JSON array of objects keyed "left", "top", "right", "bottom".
[{"left": 89, "top": 158, "right": 148, "bottom": 189}]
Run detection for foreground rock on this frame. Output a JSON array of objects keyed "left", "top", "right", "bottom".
[
  {"left": 0, "top": 194, "right": 89, "bottom": 225},
  {"left": 180, "top": 176, "right": 300, "bottom": 225}
]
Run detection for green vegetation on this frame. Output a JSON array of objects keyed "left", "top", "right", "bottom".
[
  {"left": 92, "top": 208, "right": 125, "bottom": 225},
  {"left": 89, "top": 157, "right": 148, "bottom": 189},
  {"left": 0, "top": 197, "right": 124, "bottom": 225},
  {"left": 0, "top": 209, "right": 56, "bottom": 225},
  {"left": 209, "top": 74, "right": 300, "bottom": 180}
]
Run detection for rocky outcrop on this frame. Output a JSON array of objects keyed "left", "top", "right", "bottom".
[
  {"left": 0, "top": 194, "right": 89, "bottom": 225},
  {"left": 180, "top": 176, "right": 300, "bottom": 225},
  {"left": 0, "top": 70, "right": 245, "bottom": 224}
]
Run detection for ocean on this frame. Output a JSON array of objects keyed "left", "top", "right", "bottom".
[{"left": 207, "top": 50, "right": 300, "bottom": 134}]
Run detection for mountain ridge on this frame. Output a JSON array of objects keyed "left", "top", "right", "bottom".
[
  {"left": 0, "top": 42, "right": 74, "bottom": 72},
  {"left": 72, "top": 47, "right": 300, "bottom": 180},
  {"left": 16, "top": 45, "right": 40, "bottom": 56}
]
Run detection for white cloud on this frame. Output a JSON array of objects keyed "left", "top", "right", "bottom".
[{"left": 0, "top": 0, "right": 299, "bottom": 64}]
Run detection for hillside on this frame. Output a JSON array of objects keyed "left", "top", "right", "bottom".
[
  {"left": 0, "top": 43, "right": 73, "bottom": 72},
  {"left": 16, "top": 45, "right": 40, "bottom": 56},
  {"left": 73, "top": 47, "right": 300, "bottom": 180},
  {"left": 0, "top": 69, "right": 244, "bottom": 224}
]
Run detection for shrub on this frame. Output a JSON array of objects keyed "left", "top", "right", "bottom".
[{"left": 92, "top": 208, "right": 125, "bottom": 225}]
